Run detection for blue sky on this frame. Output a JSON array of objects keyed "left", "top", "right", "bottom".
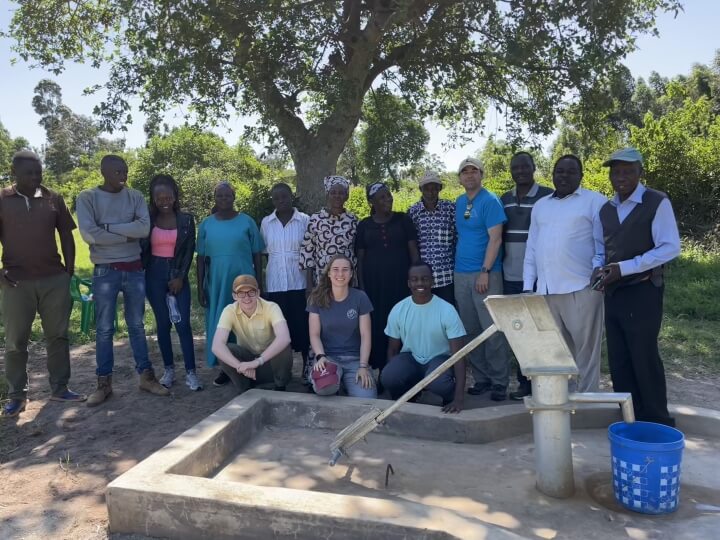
[{"left": 1, "top": 1, "right": 717, "bottom": 169}]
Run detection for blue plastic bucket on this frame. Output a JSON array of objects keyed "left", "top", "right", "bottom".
[{"left": 608, "top": 421, "right": 685, "bottom": 514}]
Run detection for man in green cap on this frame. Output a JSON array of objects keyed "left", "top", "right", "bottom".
[{"left": 593, "top": 147, "right": 681, "bottom": 427}]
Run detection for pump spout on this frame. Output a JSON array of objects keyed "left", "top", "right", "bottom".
[{"left": 568, "top": 392, "right": 635, "bottom": 423}]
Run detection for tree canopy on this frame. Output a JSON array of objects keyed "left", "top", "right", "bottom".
[
  {"left": 31, "top": 79, "right": 124, "bottom": 176},
  {"left": 6, "top": 0, "right": 681, "bottom": 207}
]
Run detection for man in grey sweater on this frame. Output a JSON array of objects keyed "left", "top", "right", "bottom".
[{"left": 76, "top": 155, "right": 168, "bottom": 406}]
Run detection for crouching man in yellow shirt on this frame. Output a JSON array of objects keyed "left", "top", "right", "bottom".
[{"left": 211, "top": 275, "right": 293, "bottom": 393}]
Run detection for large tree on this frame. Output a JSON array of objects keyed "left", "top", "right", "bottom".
[
  {"left": 6, "top": 0, "right": 680, "bottom": 208},
  {"left": 32, "top": 79, "right": 124, "bottom": 176}
]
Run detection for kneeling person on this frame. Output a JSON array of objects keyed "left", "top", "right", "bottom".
[
  {"left": 381, "top": 263, "right": 467, "bottom": 413},
  {"left": 211, "top": 275, "right": 292, "bottom": 393}
]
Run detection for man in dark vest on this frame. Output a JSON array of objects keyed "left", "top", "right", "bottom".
[{"left": 594, "top": 148, "right": 681, "bottom": 427}]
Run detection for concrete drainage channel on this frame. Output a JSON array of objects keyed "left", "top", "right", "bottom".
[{"left": 107, "top": 391, "right": 720, "bottom": 540}]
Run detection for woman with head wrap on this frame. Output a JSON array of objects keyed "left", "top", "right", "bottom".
[
  {"left": 299, "top": 176, "right": 359, "bottom": 293},
  {"left": 197, "top": 181, "right": 265, "bottom": 383},
  {"left": 356, "top": 182, "right": 419, "bottom": 371}
]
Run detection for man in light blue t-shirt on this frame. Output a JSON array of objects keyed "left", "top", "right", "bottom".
[
  {"left": 381, "top": 263, "right": 467, "bottom": 412},
  {"left": 454, "top": 157, "right": 510, "bottom": 401}
]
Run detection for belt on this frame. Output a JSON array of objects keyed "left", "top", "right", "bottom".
[{"left": 107, "top": 260, "right": 143, "bottom": 272}]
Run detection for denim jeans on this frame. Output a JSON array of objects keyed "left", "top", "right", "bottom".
[
  {"left": 145, "top": 256, "right": 196, "bottom": 371},
  {"left": 92, "top": 264, "right": 152, "bottom": 376},
  {"left": 333, "top": 355, "right": 377, "bottom": 399},
  {"left": 381, "top": 353, "right": 455, "bottom": 402}
]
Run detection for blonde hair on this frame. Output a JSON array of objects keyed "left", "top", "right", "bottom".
[{"left": 307, "top": 255, "right": 353, "bottom": 309}]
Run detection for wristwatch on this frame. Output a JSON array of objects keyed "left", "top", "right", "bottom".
[
  {"left": 480, "top": 266, "right": 489, "bottom": 274},
  {"left": 315, "top": 354, "right": 327, "bottom": 361}
]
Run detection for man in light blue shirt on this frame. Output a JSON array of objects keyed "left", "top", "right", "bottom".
[
  {"left": 453, "top": 157, "right": 510, "bottom": 401},
  {"left": 381, "top": 262, "right": 467, "bottom": 412}
]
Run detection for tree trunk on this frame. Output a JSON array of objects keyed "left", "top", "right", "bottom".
[{"left": 288, "top": 135, "right": 349, "bottom": 214}]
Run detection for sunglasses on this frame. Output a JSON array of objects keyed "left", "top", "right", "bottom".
[{"left": 464, "top": 201, "right": 473, "bottom": 220}]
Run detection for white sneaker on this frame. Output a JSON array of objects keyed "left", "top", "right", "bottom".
[
  {"left": 185, "top": 370, "right": 203, "bottom": 391},
  {"left": 159, "top": 367, "right": 175, "bottom": 388}
]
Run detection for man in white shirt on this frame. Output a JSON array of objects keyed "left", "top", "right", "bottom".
[
  {"left": 523, "top": 154, "right": 607, "bottom": 392},
  {"left": 260, "top": 183, "right": 311, "bottom": 379}
]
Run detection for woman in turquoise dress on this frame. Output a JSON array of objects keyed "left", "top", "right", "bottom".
[{"left": 197, "top": 182, "right": 265, "bottom": 375}]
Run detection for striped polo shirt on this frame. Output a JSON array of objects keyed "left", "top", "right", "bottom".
[{"left": 500, "top": 182, "right": 553, "bottom": 282}]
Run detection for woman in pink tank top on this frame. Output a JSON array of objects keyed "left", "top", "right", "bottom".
[{"left": 140, "top": 175, "right": 201, "bottom": 391}]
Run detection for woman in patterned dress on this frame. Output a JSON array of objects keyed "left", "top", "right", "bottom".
[{"left": 299, "top": 175, "right": 358, "bottom": 292}]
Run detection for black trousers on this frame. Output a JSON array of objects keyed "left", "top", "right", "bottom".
[
  {"left": 503, "top": 280, "right": 529, "bottom": 387},
  {"left": 605, "top": 281, "right": 674, "bottom": 426}
]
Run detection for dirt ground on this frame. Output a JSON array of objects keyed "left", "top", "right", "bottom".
[{"left": 0, "top": 337, "right": 718, "bottom": 540}]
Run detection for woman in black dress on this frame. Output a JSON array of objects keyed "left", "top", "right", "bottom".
[{"left": 356, "top": 182, "right": 419, "bottom": 371}]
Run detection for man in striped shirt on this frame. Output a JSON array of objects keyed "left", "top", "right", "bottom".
[{"left": 500, "top": 152, "right": 552, "bottom": 400}]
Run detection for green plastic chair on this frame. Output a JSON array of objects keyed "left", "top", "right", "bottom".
[{"left": 69, "top": 275, "right": 119, "bottom": 335}]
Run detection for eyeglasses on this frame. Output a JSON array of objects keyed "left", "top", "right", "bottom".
[
  {"left": 235, "top": 290, "right": 258, "bottom": 298},
  {"left": 463, "top": 202, "right": 473, "bottom": 220}
]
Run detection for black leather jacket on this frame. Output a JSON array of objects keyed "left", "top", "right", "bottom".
[{"left": 140, "top": 211, "right": 196, "bottom": 281}]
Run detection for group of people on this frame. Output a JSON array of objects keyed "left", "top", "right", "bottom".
[{"left": 0, "top": 146, "right": 680, "bottom": 427}]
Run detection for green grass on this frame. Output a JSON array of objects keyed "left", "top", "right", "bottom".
[{"left": 660, "top": 242, "right": 720, "bottom": 371}]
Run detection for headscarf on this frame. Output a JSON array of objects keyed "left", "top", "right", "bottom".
[
  {"left": 323, "top": 175, "right": 350, "bottom": 193},
  {"left": 366, "top": 181, "right": 386, "bottom": 200}
]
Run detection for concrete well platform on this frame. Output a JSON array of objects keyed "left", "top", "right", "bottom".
[{"left": 107, "top": 391, "right": 720, "bottom": 540}]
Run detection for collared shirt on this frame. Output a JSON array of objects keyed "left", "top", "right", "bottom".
[
  {"left": 455, "top": 189, "right": 507, "bottom": 273},
  {"left": 595, "top": 183, "right": 681, "bottom": 277},
  {"left": 408, "top": 199, "right": 456, "bottom": 288},
  {"left": 0, "top": 184, "right": 76, "bottom": 279},
  {"left": 524, "top": 187, "right": 607, "bottom": 294},
  {"left": 216, "top": 297, "right": 286, "bottom": 355},
  {"left": 261, "top": 208, "right": 310, "bottom": 293},
  {"left": 299, "top": 207, "right": 358, "bottom": 284},
  {"left": 501, "top": 182, "right": 554, "bottom": 282}
]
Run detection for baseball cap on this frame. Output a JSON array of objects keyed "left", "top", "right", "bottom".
[
  {"left": 310, "top": 360, "right": 342, "bottom": 396},
  {"left": 232, "top": 274, "right": 259, "bottom": 293},
  {"left": 419, "top": 170, "right": 443, "bottom": 188},
  {"left": 603, "top": 147, "right": 644, "bottom": 167},
  {"left": 457, "top": 157, "right": 484, "bottom": 174}
]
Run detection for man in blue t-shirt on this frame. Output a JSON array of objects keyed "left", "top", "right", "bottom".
[
  {"left": 454, "top": 157, "right": 510, "bottom": 401},
  {"left": 381, "top": 262, "right": 467, "bottom": 412}
]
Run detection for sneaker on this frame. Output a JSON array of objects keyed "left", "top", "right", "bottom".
[
  {"left": 509, "top": 383, "right": 531, "bottom": 401},
  {"left": 50, "top": 389, "right": 87, "bottom": 402},
  {"left": 467, "top": 382, "right": 491, "bottom": 396},
  {"left": 213, "top": 371, "right": 230, "bottom": 387},
  {"left": 159, "top": 367, "right": 176, "bottom": 389},
  {"left": 185, "top": 370, "right": 203, "bottom": 391},
  {"left": 490, "top": 385, "right": 507, "bottom": 402},
  {"left": 1, "top": 399, "right": 27, "bottom": 418}
]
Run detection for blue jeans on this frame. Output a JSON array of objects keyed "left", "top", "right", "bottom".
[
  {"left": 328, "top": 355, "right": 377, "bottom": 399},
  {"left": 381, "top": 353, "right": 455, "bottom": 402},
  {"left": 92, "top": 264, "right": 152, "bottom": 376},
  {"left": 145, "top": 256, "right": 196, "bottom": 371}
]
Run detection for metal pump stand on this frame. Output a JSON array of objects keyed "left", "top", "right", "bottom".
[{"left": 485, "top": 295, "right": 635, "bottom": 499}]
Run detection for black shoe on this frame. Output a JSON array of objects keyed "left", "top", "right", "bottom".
[
  {"left": 490, "top": 385, "right": 507, "bottom": 401},
  {"left": 467, "top": 382, "right": 491, "bottom": 396},
  {"left": 213, "top": 371, "right": 230, "bottom": 387},
  {"left": 509, "top": 384, "right": 531, "bottom": 401}
]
